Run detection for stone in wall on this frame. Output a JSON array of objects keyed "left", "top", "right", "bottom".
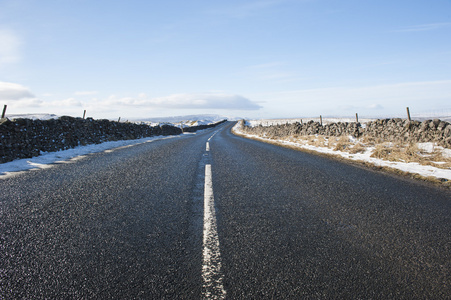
[{"left": 241, "top": 118, "right": 451, "bottom": 148}]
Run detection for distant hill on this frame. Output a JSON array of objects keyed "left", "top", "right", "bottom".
[
  {"left": 5, "top": 113, "right": 59, "bottom": 120},
  {"left": 4, "top": 113, "right": 243, "bottom": 122},
  {"left": 134, "top": 114, "right": 241, "bottom": 123}
]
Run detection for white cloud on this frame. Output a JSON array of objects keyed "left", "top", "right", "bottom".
[
  {"left": 0, "top": 82, "right": 35, "bottom": 101},
  {"left": 100, "top": 93, "right": 261, "bottom": 110},
  {"left": 0, "top": 82, "right": 42, "bottom": 109},
  {"left": 152, "top": 93, "right": 261, "bottom": 110},
  {"left": 49, "top": 98, "right": 83, "bottom": 107},
  {"left": 0, "top": 29, "right": 21, "bottom": 65},
  {"left": 394, "top": 22, "right": 451, "bottom": 32},
  {"left": 368, "top": 104, "right": 384, "bottom": 110}
]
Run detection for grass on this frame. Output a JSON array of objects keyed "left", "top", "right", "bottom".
[
  {"left": 333, "top": 136, "right": 352, "bottom": 151},
  {"left": 233, "top": 123, "right": 451, "bottom": 188},
  {"left": 349, "top": 143, "right": 367, "bottom": 154},
  {"left": 281, "top": 133, "right": 451, "bottom": 170},
  {"left": 367, "top": 142, "right": 451, "bottom": 169}
]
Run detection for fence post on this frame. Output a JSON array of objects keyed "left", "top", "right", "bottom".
[
  {"left": 320, "top": 115, "right": 322, "bottom": 126},
  {"left": 118, "top": 117, "right": 121, "bottom": 122},
  {"left": 406, "top": 107, "right": 411, "bottom": 121},
  {"left": 356, "top": 113, "right": 359, "bottom": 123},
  {"left": 83, "top": 110, "right": 86, "bottom": 119},
  {"left": 1, "top": 105, "right": 6, "bottom": 118}
]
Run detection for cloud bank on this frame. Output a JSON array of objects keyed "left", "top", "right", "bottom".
[
  {"left": 105, "top": 93, "right": 261, "bottom": 110},
  {"left": 0, "top": 83, "right": 261, "bottom": 118},
  {"left": 0, "top": 82, "right": 36, "bottom": 101}
]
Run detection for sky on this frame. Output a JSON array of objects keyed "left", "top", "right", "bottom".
[{"left": 0, "top": 0, "right": 450, "bottom": 120}]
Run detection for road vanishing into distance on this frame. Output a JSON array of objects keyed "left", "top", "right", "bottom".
[{"left": 1, "top": 122, "right": 450, "bottom": 299}]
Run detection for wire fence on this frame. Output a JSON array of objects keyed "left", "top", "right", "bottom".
[{"left": 247, "top": 107, "right": 451, "bottom": 127}]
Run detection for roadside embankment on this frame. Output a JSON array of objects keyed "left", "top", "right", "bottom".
[
  {"left": 233, "top": 119, "right": 451, "bottom": 187},
  {"left": 0, "top": 116, "right": 226, "bottom": 163}
]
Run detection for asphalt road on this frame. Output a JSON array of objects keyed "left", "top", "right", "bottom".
[{"left": 1, "top": 122, "right": 450, "bottom": 299}]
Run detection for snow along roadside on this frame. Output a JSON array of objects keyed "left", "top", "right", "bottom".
[
  {"left": 0, "top": 134, "right": 185, "bottom": 179},
  {"left": 232, "top": 123, "right": 451, "bottom": 182}
]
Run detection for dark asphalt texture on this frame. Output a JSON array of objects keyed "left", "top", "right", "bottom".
[{"left": 1, "top": 122, "right": 450, "bottom": 299}]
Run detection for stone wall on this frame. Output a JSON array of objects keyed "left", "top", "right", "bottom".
[
  {"left": 240, "top": 118, "right": 451, "bottom": 148},
  {"left": 0, "top": 117, "right": 226, "bottom": 163}
]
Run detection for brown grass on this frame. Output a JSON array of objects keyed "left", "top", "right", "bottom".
[
  {"left": 421, "top": 150, "right": 451, "bottom": 169},
  {"left": 359, "top": 136, "right": 376, "bottom": 146},
  {"left": 367, "top": 142, "right": 451, "bottom": 169},
  {"left": 349, "top": 143, "right": 366, "bottom": 154},
  {"left": 370, "top": 144, "right": 392, "bottom": 159},
  {"left": 232, "top": 129, "right": 450, "bottom": 188},
  {"left": 312, "top": 136, "right": 327, "bottom": 147},
  {"left": 333, "top": 136, "right": 352, "bottom": 151}
]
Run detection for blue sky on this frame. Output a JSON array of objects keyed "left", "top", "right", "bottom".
[{"left": 0, "top": 0, "right": 450, "bottom": 120}]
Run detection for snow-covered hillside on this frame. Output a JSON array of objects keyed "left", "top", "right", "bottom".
[
  {"left": 5, "top": 113, "right": 59, "bottom": 120},
  {"left": 133, "top": 114, "right": 237, "bottom": 126}
]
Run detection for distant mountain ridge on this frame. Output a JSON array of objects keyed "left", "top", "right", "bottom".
[{"left": 134, "top": 114, "right": 240, "bottom": 123}]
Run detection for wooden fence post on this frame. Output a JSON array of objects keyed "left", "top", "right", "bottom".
[
  {"left": 406, "top": 107, "right": 411, "bottom": 121},
  {"left": 320, "top": 115, "right": 322, "bottom": 126},
  {"left": 83, "top": 110, "right": 86, "bottom": 119},
  {"left": 356, "top": 113, "right": 359, "bottom": 123},
  {"left": 1, "top": 105, "right": 6, "bottom": 118}
]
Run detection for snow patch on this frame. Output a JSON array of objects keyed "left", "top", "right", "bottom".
[
  {"left": 0, "top": 135, "right": 180, "bottom": 179},
  {"left": 233, "top": 123, "right": 451, "bottom": 181}
]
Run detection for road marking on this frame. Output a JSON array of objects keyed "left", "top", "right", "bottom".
[
  {"left": 208, "top": 129, "right": 220, "bottom": 141},
  {"left": 206, "top": 142, "right": 210, "bottom": 151},
  {"left": 202, "top": 164, "right": 226, "bottom": 299}
]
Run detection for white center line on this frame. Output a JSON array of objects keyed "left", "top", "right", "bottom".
[
  {"left": 206, "top": 142, "right": 210, "bottom": 151},
  {"left": 202, "top": 164, "right": 226, "bottom": 299}
]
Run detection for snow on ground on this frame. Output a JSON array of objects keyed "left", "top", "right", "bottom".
[
  {"left": 133, "top": 114, "right": 231, "bottom": 123},
  {"left": 5, "top": 113, "right": 59, "bottom": 120},
  {"left": 233, "top": 122, "right": 451, "bottom": 181},
  {"left": 157, "top": 119, "right": 217, "bottom": 128},
  {"left": 416, "top": 142, "right": 451, "bottom": 158},
  {"left": 0, "top": 113, "right": 222, "bottom": 178},
  {"left": 0, "top": 134, "right": 185, "bottom": 179}
]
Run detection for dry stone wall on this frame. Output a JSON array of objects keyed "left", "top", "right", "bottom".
[
  {"left": 240, "top": 118, "right": 451, "bottom": 148},
  {"left": 0, "top": 117, "right": 226, "bottom": 163}
]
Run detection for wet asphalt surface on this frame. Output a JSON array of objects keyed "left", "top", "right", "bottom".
[{"left": 1, "top": 122, "right": 450, "bottom": 299}]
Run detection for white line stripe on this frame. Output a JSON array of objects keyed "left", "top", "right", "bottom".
[
  {"left": 206, "top": 142, "right": 210, "bottom": 151},
  {"left": 202, "top": 164, "right": 226, "bottom": 299}
]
